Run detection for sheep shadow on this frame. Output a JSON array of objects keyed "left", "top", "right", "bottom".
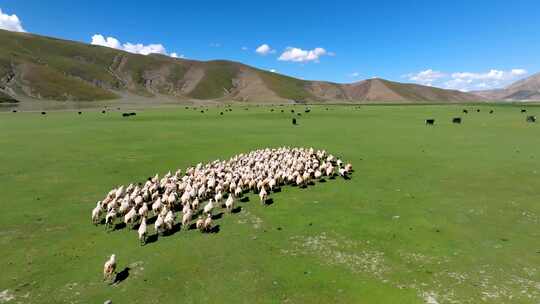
[
  {"left": 272, "top": 187, "right": 282, "bottom": 193},
  {"left": 318, "top": 178, "right": 327, "bottom": 183},
  {"left": 232, "top": 206, "right": 242, "bottom": 214},
  {"left": 207, "top": 225, "right": 220, "bottom": 234},
  {"left": 147, "top": 215, "right": 157, "bottom": 225},
  {"left": 264, "top": 198, "right": 274, "bottom": 206},
  {"left": 113, "top": 267, "right": 130, "bottom": 285},
  {"left": 146, "top": 234, "right": 158, "bottom": 244},
  {"left": 212, "top": 212, "right": 224, "bottom": 220},
  {"left": 343, "top": 175, "right": 352, "bottom": 180},
  {"left": 164, "top": 223, "right": 182, "bottom": 236},
  {"left": 113, "top": 222, "right": 126, "bottom": 231},
  {"left": 240, "top": 197, "right": 250, "bottom": 203},
  {"left": 188, "top": 223, "right": 197, "bottom": 230}
]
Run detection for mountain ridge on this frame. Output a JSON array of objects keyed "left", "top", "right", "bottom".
[
  {"left": 473, "top": 72, "right": 540, "bottom": 101},
  {"left": 0, "top": 29, "right": 483, "bottom": 104}
]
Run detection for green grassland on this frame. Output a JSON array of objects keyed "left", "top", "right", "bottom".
[{"left": 0, "top": 104, "right": 539, "bottom": 303}]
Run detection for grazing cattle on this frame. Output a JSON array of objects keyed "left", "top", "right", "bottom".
[
  {"left": 452, "top": 117, "right": 462, "bottom": 124},
  {"left": 526, "top": 115, "right": 536, "bottom": 123},
  {"left": 521, "top": 109, "right": 527, "bottom": 113},
  {"left": 292, "top": 118, "right": 297, "bottom": 125},
  {"left": 41, "top": 111, "right": 46, "bottom": 115},
  {"left": 425, "top": 119, "right": 435, "bottom": 126},
  {"left": 463, "top": 109, "right": 468, "bottom": 114}
]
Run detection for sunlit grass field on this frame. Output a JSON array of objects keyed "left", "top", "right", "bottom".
[{"left": 0, "top": 104, "right": 538, "bottom": 303}]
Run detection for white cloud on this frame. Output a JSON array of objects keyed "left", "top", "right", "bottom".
[
  {"left": 241, "top": 46, "right": 248, "bottom": 51},
  {"left": 406, "top": 68, "right": 528, "bottom": 91},
  {"left": 404, "top": 69, "right": 446, "bottom": 86},
  {"left": 269, "top": 69, "right": 278, "bottom": 73},
  {"left": 447, "top": 69, "right": 528, "bottom": 91},
  {"left": 0, "top": 8, "right": 25, "bottom": 32},
  {"left": 210, "top": 42, "right": 221, "bottom": 48},
  {"left": 123, "top": 42, "right": 166, "bottom": 56},
  {"left": 278, "top": 47, "right": 330, "bottom": 63},
  {"left": 349, "top": 72, "right": 360, "bottom": 78},
  {"left": 170, "top": 52, "right": 185, "bottom": 59},
  {"left": 511, "top": 69, "right": 527, "bottom": 76},
  {"left": 255, "top": 44, "right": 275, "bottom": 55},
  {"left": 91, "top": 34, "right": 181, "bottom": 58}
]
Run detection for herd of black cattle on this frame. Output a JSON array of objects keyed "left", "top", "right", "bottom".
[
  {"left": 425, "top": 108, "right": 536, "bottom": 125},
  {"left": 7, "top": 106, "right": 538, "bottom": 125}
]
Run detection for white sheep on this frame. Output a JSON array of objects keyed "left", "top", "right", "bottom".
[
  {"left": 115, "top": 186, "right": 125, "bottom": 199},
  {"left": 103, "top": 254, "right": 117, "bottom": 282},
  {"left": 182, "top": 208, "right": 193, "bottom": 227},
  {"left": 164, "top": 210, "right": 175, "bottom": 231},
  {"left": 152, "top": 198, "right": 162, "bottom": 216},
  {"left": 259, "top": 187, "right": 268, "bottom": 205},
  {"left": 192, "top": 197, "right": 200, "bottom": 211},
  {"left": 124, "top": 207, "right": 138, "bottom": 228},
  {"left": 92, "top": 201, "right": 102, "bottom": 225},
  {"left": 203, "top": 199, "right": 214, "bottom": 215},
  {"left": 203, "top": 213, "right": 213, "bottom": 232},
  {"left": 154, "top": 214, "right": 165, "bottom": 235},
  {"left": 196, "top": 216, "right": 205, "bottom": 231},
  {"left": 225, "top": 194, "right": 234, "bottom": 213},
  {"left": 138, "top": 203, "right": 149, "bottom": 217},
  {"left": 105, "top": 209, "right": 117, "bottom": 231},
  {"left": 214, "top": 191, "right": 223, "bottom": 204},
  {"left": 138, "top": 217, "right": 147, "bottom": 245}
]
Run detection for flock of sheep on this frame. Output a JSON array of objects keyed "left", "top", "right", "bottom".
[{"left": 91, "top": 147, "right": 352, "bottom": 245}]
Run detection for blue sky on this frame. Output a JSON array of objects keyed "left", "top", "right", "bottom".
[{"left": 1, "top": 0, "right": 539, "bottom": 90}]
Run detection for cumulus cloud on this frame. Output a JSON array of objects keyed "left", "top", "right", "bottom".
[
  {"left": 405, "top": 69, "right": 446, "bottom": 86},
  {"left": 406, "top": 68, "right": 528, "bottom": 91},
  {"left": 0, "top": 8, "right": 25, "bottom": 32},
  {"left": 255, "top": 44, "right": 275, "bottom": 55},
  {"left": 170, "top": 52, "right": 185, "bottom": 59},
  {"left": 269, "top": 69, "right": 278, "bottom": 73},
  {"left": 278, "top": 47, "right": 330, "bottom": 63},
  {"left": 91, "top": 34, "right": 182, "bottom": 58},
  {"left": 348, "top": 72, "right": 360, "bottom": 78}
]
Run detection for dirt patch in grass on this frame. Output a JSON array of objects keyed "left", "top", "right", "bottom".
[
  {"left": 282, "top": 232, "right": 540, "bottom": 303},
  {"left": 0, "top": 290, "right": 15, "bottom": 303}
]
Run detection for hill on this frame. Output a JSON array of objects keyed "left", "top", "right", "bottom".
[
  {"left": 474, "top": 72, "right": 540, "bottom": 101},
  {"left": 0, "top": 29, "right": 482, "bottom": 104}
]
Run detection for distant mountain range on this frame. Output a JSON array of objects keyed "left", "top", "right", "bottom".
[
  {"left": 0, "top": 29, "right": 536, "bottom": 104},
  {"left": 473, "top": 72, "right": 540, "bottom": 101}
]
